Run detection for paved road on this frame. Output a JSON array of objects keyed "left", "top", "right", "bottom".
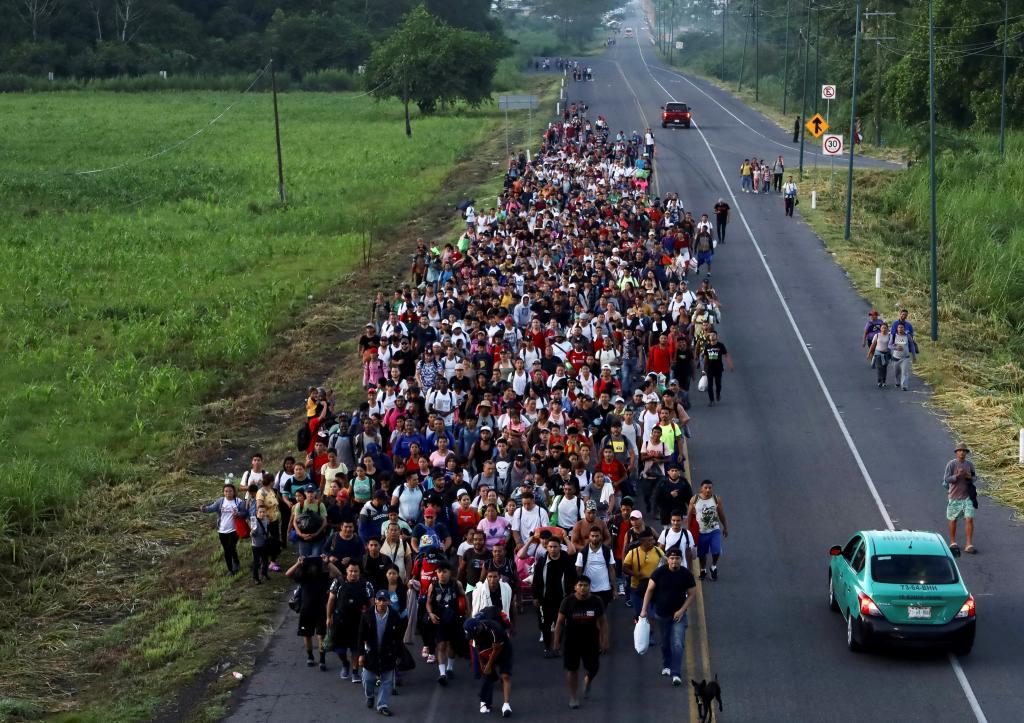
[{"left": 224, "top": 13, "right": 1024, "bottom": 723}]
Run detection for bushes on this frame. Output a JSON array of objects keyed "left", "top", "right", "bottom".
[{"left": 0, "top": 69, "right": 362, "bottom": 93}]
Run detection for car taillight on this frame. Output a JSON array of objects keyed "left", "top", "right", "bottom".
[
  {"left": 955, "top": 595, "right": 976, "bottom": 619},
  {"left": 858, "top": 592, "right": 882, "bottom": 617}
]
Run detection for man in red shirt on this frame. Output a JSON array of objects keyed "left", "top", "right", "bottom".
[
  {"left": 646, "top": 333, "right": 674, "bottom": 377},
  {"left": 597, "top": 446, "right": 628, "bottom": 493}
]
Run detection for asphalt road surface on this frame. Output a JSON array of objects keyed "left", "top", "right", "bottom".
[{"left": 224, "top": 13, "right": 1024, "bottom": 723}]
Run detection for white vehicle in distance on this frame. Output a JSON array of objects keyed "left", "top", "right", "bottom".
[{"left": 624, "top": 27, "right": 634, "bottom": 37}]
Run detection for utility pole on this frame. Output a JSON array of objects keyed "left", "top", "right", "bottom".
[
  {"left": 863, "top": 9, "right": 895, "bottom": 147},
  {"left": 813, "top": 1, "right": 820, "bottom": 114},
  {"left": 722, "top": 0, "right": 728, "bottom": 81},
  {"left": 783, "top": 0, "right": 791, "bottom": 115},
  {"left": 754, "top": 0, "right": 760, "bottom": 101},
  {"left": 738, "top": 4, "right": 751, "bottom": 91},
  {"left": 928, "top": 0, "right": 938, "bottom": 340},
  {"left": 270, "top": 60, "right": 286, "bottom": 203},
  {"left": 798, "top": 0, "right": 811, "bottom": 178},
  {"left": 843, "top": 0, "right": 861, "bottom": 240},
  {"left": 1000, "top": 0, "right": 1008, "bottom": 158}
]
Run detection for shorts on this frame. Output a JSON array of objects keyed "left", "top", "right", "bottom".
[
  {"left": 946, "top": 498, "right": 975, "bottom": 521},
  {"left": 697, "top": 251, "right": 713, "bottom": 266},
  {"left": 563, "top": 641, "right": 600, "bottom": 674},
  {"left": 298, "top": 611, "right": 327, "bottom": 638},
  {"left": 696, "top": 528, "right": 722, "bottom": 557},
  {"left": 481, "top": 645, "right": 514, "bottom": 675},
  {"left": 435, "top": 618, "right": 464, "bottom": 644},
  {"left": 594, "top": 589, "right": 613, "bottom": 606}
]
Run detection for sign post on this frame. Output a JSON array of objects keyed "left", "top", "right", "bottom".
[{"left": 823, "top": 133, "right": 843, "bottom": 183}]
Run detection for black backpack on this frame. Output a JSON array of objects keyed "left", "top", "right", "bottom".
[
  {"left": 579, "top": 544, "right": 613, "bottom": 568},
  {"left": 296, "top": 422, "right": 312, "bottom": 452},
  {"left": 296, "top": 508, "right": 322, "bottom": 534}
]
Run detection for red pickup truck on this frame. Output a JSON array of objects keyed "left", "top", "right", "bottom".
[{"left": 661, "top": 102, "right": 691, "bottom": 129}]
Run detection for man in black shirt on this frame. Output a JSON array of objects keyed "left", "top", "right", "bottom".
[
  {"left": 532, "top": 536, "right": 578, "bottom": 657},
  {"left": 639, "top": 546, "right": 696, "bottom": 686},
  {"left": 554, "top": 576, "right": 608, "bottom": 709},
  {"left": 713, "top": 199, "right": 730, "bottom": 245},
  {"left": 702, "top": 329, "right": 733, "bottom": 406},
  {"left": 464, "top": 612, "right": 514, "bottom": 716}
]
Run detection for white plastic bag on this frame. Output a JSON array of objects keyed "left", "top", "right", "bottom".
[
  {"left": 697, "top": 373, "right": 708, "bottom": 392},
  {"left": 634, "top": 617, "right": 651, "bottom": 655}
]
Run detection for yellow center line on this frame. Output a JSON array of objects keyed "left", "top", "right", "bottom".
[{"left": 683, "top": 437, "right": 712, "bottom": 720}]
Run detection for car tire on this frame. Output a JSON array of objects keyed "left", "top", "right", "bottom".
[
  {"left": 828, "top": 573, "right": 839, "bottom": 613},
  {"left": 684, "top": 123, "right": 691, "bottom": 128},
  {"left": 846, "top": 613, "right": 863, "bottom": 652},
  {"left": 952, "top": 635, "right": 974, "bottom": 656},
  {"left": 661, "top": 123, "right": 667, "bottom": 128}
]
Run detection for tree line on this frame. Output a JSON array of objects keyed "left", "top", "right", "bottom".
[
  {"left": 666, "top": 0, "right": 1023, "bottom": 135},
  {"left": 0, "top": 0, "right": 498, "bottom": 78}
]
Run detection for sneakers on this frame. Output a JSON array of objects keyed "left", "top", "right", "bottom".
[
  {"left": 438, "top": 673, "right": 448, "bottom": 686},
  {"left": 661, "top": 667, "right": 671, "bottom": 676},
  {"left": 352, "top": 671, "right": 363, "bottom": 684},
  {"left": 269, "top": 562, "right": 281, "bottom": 572},
  {"left": 710, "top": 566, "right": 719, "bottom": 581},
  {"left": 698, "top": 569, "right": 707, "bottom": 581},
  {"left": 672, "top": 676, "right": 682, "bottom": 686},
  {"left": 319, "top": 661, "right": 327, "bottom": 672},
  {"left": 366, "top": 697, "right": 374, "bottom": 709},
  {"left": 569, "top": 699, "right": 580, "bottom": 709},
  {"left": 421, "top": 646, "right": 429, "bottom": 659},
  {"left": 624, "top": 598, "right": 632, "bottom": 608},
  {"left": 480, "top": 702, "right": 491, "bottom": 714},
  {"left": 379, "top": 708, "right": 392, "bottom": 717},
  {"left": 340, "top": 664, "right": 351, "bottom": 680},
  {"left": 306, "top": 656, "right": 315, "bottom": 667},
  {"left": 543, "top": 648, "right": 553, "bottom": 659},
  {"left": 502, "top": 702, "right": 512, "bottom": 717}
]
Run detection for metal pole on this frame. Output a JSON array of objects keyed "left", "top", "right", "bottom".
[
  {"left": 928, "top": 0, "right": 938, "bottom": 340},
  {"left": 1000, "top": 0, "right": 1008, "bottom": 158},
  {"left": 783, "top": 0, "right": 791, "bottom": 114},
  {"left": 843, "top": 0, "right": 861, "bottom": 240},
  {"left": 270, "top": 60, "right": 286, "bottom": 203},
  {"left": 798, "top": 0, "right": 810, "bottom": 179},
  {"left": 875, "top": 38, "right": 882, "bottom": 146}
]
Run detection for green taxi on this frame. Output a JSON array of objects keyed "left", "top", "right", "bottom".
[{"left": 828, "top": 530, "right": 975, "bottom": 654}]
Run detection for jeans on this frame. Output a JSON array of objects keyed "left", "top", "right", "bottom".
[
  {"left": 706, "top": 368, "right": 723, "bottom": 402},
  {"left": 628, "top": 585, "right": 646, "bottom": 611},
  {"left": 620, "top": 358, "right": 637, "bottom": 392},
  {"left": 362, "top": 668, "right": 394, "bottom": 711},
  {"left": 218, "top": 532, "right": 240, "bottom": 572},
  {"left": 740, "top": 176, "right": 752, "bottom": 192},
  {"left": 873, "top": 352, "right": 889, "bottom": 384},
  {"left": 655, "top": 612, "right": 688, "bottom": 677},
  {"left": 715, "top": 218, "right": 727, "bottom": 244},
  {"left": 297, "top": 536, "right": 325, "bottom": 558},
  {"left": 251, "top": 544, "right": 269, "bottom": 580},
  {"left": 773, "top": 173, "right": 783, "bottom": 192}
]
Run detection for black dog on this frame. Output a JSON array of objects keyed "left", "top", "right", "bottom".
[{"left": 691, "top": 676, "right": 723, "bottom": 723}]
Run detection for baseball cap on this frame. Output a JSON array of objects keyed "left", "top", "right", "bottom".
[
  {"left": 584, "top": 500, "right": 598, "bottom": 511},
  {"left": 629, "top": 510, "right": 643, "bottom": 519},
  {"left": 374, "top": 590, "right": 390, "bottom": 601}
]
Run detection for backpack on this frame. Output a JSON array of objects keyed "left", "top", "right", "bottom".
[
  {"left": 296, "top": 422, "right": 312, "bottom": 452},
  {"left": 579, "top": 544, "right": 613, "bottom": 568},
  {"left": 548, "top": 494, "right": 582, "bottom": 527},
  {"left": 295, "top": 505, "right": 323, "bottom": 535}
]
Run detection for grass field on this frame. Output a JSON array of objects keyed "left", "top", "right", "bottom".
[
  {"left": 0, "top": 90, "right": 495, "bottom": 545},
  {"left": 801, "top": 130, "right": 1024, "bottom": 512}
]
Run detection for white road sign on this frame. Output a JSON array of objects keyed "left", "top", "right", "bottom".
[
  {"left": 821, "top": 84, "right": 836, "bottom": 100},
  {"left": 822, "top": 134, "right": 844, "bottom": 156}
]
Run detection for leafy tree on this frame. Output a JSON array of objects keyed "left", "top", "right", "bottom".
[{"left": 367, "top": 4, "right": 503, "bottom": 136}]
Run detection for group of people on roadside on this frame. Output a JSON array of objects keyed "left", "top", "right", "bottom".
[
  {"left": 862, "top": 308, "right": 918, "bottom": 391},
  {"left": 202, "top": 97, "right": 741, "bottom": 717}
]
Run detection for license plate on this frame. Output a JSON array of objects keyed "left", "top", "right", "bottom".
[{"left": 908, "top": 606, "right": 932, "bottom": 619}]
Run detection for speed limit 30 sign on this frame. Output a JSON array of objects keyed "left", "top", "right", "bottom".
[
  {"left": 822, "top": 134, "right": 843, "bottom": 156},
  {"left": 821, "top": 84, "right": 836, "bottom": 100}
]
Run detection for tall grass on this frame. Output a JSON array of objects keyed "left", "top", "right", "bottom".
[
  {"left": 0, "top": 69, "right": 360, "bottom": 93},
  {"left": 0, "top": 91, "right": 494, "bottom": 545}
]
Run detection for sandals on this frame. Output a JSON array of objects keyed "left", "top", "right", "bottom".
[
  {"left": 964, "top": 545, "right": 978, "bottom": 554},
  {"left": 949, "top": 543, "right": 961, "bottom": 557}
]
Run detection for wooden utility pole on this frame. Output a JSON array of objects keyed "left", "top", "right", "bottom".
[{"left": 271, "top": 60, "right": 286, "bottom": 203}]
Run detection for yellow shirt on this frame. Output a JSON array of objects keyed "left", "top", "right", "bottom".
[
  {"left": 256, "top": 486, "right": 280, "bottom": 522},
  {"left": 658, "top": 421, "right": 682, "bottom": 456},
  {"left": 624, "top": 545, "right": 665, "bottom": 588}
]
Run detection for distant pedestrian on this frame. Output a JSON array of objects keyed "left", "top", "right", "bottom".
[
  {"left": 287, "top": 555, "right": 339, "bottom": 670},
  {"left": 713, "top": 199, "right": 730, "bottom": 245},
  {"left": 687, "top": 480, "right": 728, "bottom": 580},
  {"left": 944, "top": 443, "right": 978, "bottom": 555},
  {"left": 861, "top": 309, "right": 884, "bottom": 348},
  {"left": 554, "top": 576, "right": 609, "bottom": 709},
  {"left": 701, "top": 330, "right": 733, "bottom": 406},
  {"left": 639, "top": 546, "right": 696, "bottom": 687},
  {"left": 464, "top": 609, "right": 514, "bottom": 717},
  {"left": 739, "top": 159, "right": 753, "bottom": 192},
  {"left": 866, "top": 322, "right": 891, "bottom": 388},
  {"left": 773, "top": 155, "right": 785, "bottom": 192},
  {"left": 890, "top": 321, "right": 916, "bottom": 391},
  {"left": 783, "top": 176, "right": 798, "bottom": 216},
  {"left": 200, "top": 483, "right": 248, "bottom": 575}
]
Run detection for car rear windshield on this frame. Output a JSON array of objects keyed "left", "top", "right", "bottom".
[
  {"left": 665, "top": 103, "right": 689, "bottom": 112},
  {"left": 871, "top": 555, "right": 958, "bottom": 585}
]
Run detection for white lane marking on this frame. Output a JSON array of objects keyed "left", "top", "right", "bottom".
[{"left": 629, "top": 29, "right": 990, "bottom": 723}]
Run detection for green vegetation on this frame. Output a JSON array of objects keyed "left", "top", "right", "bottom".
[
  {"left": 0, "top": 90, "right": 492, "bottom": 546},
  {"left": 801, "top": 130, "right": 1024, "bottom": 511},
  {"left": 653, "top": 0, "right": 1023, "bottom": 150},
  {"left": 0, "top": 0, "right": 498, "bottom": 79}
]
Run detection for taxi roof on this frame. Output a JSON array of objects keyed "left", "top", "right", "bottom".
[{"left": 861, "top": 530, "right": 949, "bottom": 556}]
